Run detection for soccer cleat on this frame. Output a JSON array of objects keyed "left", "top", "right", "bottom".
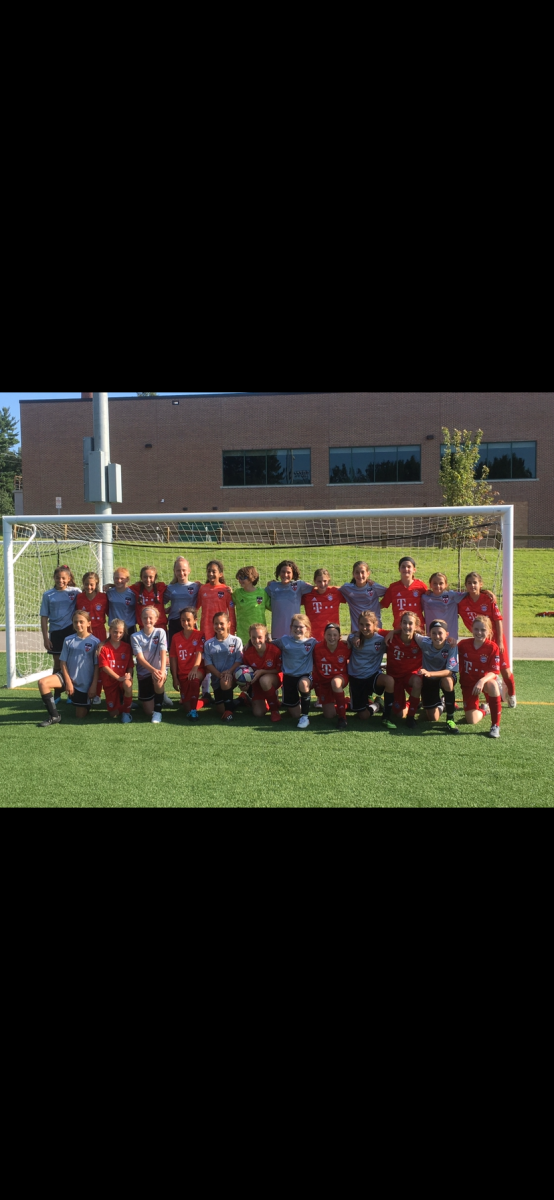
[
  {"left": 151, "top": 712, "right": 162, "bottom": 724},
  {"left": 445, "top": 719, "right": 460, "bottom": 735},
  {"left": 238, "top": 692, "right": 252, "bottom": 707},
  {"left": 271, "top": 711, "right": 282, "bottom": 723},
  {"left": 405, "top": 714, "right": 416, "bottom": 730},
  {"left": 337, "top": 718, "right": 348, "bottom": 732},
  {"left": 298, "top": 716, "right": 310, "bottom": 730},
  {"left": 66, "top": 698, "right": 72, "bottom": 705},
  {"left": 508, "top": 695, "right": 517, "bottom": 709},
  {"left": 121, "top": 714, "right": 132, "bottom": 724},
  {"left": 39, "top": 715, "right": 62, "bottom": 727},
  {"left": 382, "top": 718, "right": 396, "bottom": 731},
  {"left": 222, "top": 711, "right": 234, "bottom": 723},
  {"left": 162, "top": 693, "right": 174, "bottom": 708},
  {"left": 54, "top": 697, "right": 61, "bottom": 706},
  {"left": 92, "top": 696, "right": 102, "bottom": 706},
  {"left": 488, "top": 725, "right": 501, "bottom": 739},
  {"left": 188, "top": 710, "right": 199, "bottom": 721}
]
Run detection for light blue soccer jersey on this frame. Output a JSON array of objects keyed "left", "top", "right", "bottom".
[
  {"left": 340, "top": 582, "right": 387, "bottom": 632},
  {"left": 131, "top": 629, "right": 168, "bottom": 679},
  {"left": 272, "top": 636, "right": 318, "bottom": 676},
  {"left": 165, "top": 582, "right": 201, "bottom": 621},
  {"left": 40, "top": 587, "right": 80, "bottom": 631},
  {"left": 203, "top": 635, "right": 244, "bottom": 674},
  {"left": 421, "top": 591, "right": 465, "bottom": 638},
  {"left": 347, "top": 632, "right": 387, "bottom": 678},
  {"left": 107, "top": 587, "right": 137, "bottom": 627},
  {"left": 265, "top": 581, "right": 312, "bottom": 639},
  {"left": 416, "top": 635, "right": 459, "bottom": 674},
  {"left": 60, "top": 634, "right": 100, "bottom": 691}
]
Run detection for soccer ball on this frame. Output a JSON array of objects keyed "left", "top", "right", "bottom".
[{"left": 235, "top": 666, "right": 254, "bottom": 687}]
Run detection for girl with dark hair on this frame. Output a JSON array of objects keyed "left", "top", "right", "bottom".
[{"left": 265, "top": 561, "right": 312, "bottom": 640}]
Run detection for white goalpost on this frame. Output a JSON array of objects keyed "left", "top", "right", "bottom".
[{"left": 2, "top": 506, "right": 514, "bottom": 690}]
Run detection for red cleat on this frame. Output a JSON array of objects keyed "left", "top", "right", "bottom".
[{"left": 271, "top": 711, "right": 282, "bottom": 723}]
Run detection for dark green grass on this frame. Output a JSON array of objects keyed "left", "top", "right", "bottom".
[{"left": 1, "top": 654, "right": 552, "bottom": 808}]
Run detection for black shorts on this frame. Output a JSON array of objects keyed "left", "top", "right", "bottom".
[
  {"left": 349, "top": 673, "right": 382, "bottom": 713},
  {"left": 123, "top": 625, "right": 137, "bottom": 643},
  {"left": 70, "top": 688, "right": 92, "bottom": 707},
  {"left": 49, "top": 625, "right": 75, "bottom": 655},
  {"left": 283, "top": 674, "right": 313, "bottom": 708},
  {"left": 138, "top": 676, "right": 155, "bottom": 702},
  {"left": 168, "top": 618, "right": 183, "bottom": 643}
]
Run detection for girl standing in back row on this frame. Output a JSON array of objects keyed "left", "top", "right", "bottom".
[
  {"left": 40, "top": 566, "right": 80, "bottom": 704},
  {"left": 458, "top": 573, "right": 516, "bottom": 708}
]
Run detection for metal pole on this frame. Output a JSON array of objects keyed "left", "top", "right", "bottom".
[
  {"left": 92, "top": 392, "right": 113, "bottom": 587},
  {"left": 502, "top": 506, "right": 514, "bottom": 669},
  {"left": 3, "top": 517, "right": 16, "bottom": 688}
]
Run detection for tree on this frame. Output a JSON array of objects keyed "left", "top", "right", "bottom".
[
  {"left": 440, "top": 428, "right": 500, "bottom": 585},
  {"left": 137, "top": 392, "right": 158, "bottom": 397},
  {"left": 0, "top": 408, "right": 22, "bottom": 517}
]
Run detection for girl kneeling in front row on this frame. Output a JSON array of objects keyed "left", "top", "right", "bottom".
[
  {"left": 272, "top": 616, "right": 318, "bottom": 730},
  {"left": 169, "top": 607, "right": 206, "bottom": 721},
  {"left": 203, "top": 612, "right": 244, "bottom": 723},
  {"left": 131, "top": 607, "right": 168, "bottom": 724},
  {"left": 313, "top": 624, "right": 350, "bottom": 732},
  {"left": 239, "top": 624, "right": 283, "bottom": 722},
  {"left": 458, "top": 617, "right": 503, "bottom": 739},
  {"left": 348, "top": 611, "right": 396, "bottom": 729},
  {"left": 38, "top": 610, "right": 100, "bottom": 727},
  {"left": 98, "top": 619, "right": 134, "bottom": 723}
]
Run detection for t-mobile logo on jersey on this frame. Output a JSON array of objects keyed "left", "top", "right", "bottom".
[{"left": 312, "top": 602, "right": 323, "bottom": 614}]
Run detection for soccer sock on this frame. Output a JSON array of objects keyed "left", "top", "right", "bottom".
[
  {"left": 189, "top": 682, "right": 201, "bottom": 711},
  {"left": 266, "top": 686, "right": 279, "bottom": 712},
  {"left": 54, "top": 688, "right": 62, "bottom": 701},
  {"left": 221, "top": 689, "right": 234, "bottom": 710},
  {"left": 505, "top": 673, "right": 516, "bottom": 698},
  {"left": 96, "top": 678, "right": 103, "bottom": 698},
  {"left": 383, "top": 692, "right": 394, "bottom": 718},
  {"left": 42, "top": 694, "right": 58, "bottom": 718},
  {"left": 335, "top": 693, "right": 346, "bottom": 719},
  {"left": 301, "top": 693, "right": 311, "bottom": 716},
  {"left": 408, "top": 696, "right": 421, "bottom": 716},
  {"left": 122, "top": 694, "right": 132, "bottom": 714},
  {"left": 154, "top": 693, "right": 164, "bottom": 713},
  {"left": 488, "top": 695, "right": 502, "bottom": 726},
  {"left": 202, "top": 674, "right": 211, "bottom": 696},
  {"left": 444, "top": 691, "right": 456, "bottom": 718},
  {"left": 375, "top": 683, "right": 385, "bottom": 697}
]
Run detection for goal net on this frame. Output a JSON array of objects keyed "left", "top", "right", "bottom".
[{"left": 2, "top": 506, "right": 513, "bottom": 688}]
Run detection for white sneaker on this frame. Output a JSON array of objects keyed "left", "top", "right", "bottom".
[
  {"left": 92, "top": 696, "right": 102, "bottom": 706},
  {"left": 162, "top": 693, "right": 174, "bottom": 707},
  {"left": 151, "top": 712, "right": 162, "bottom": 724},
  {"left": 489, "top": 725, "right": 501, "bottom": 739},
  {"left": 122, "top": 713, "right": 132, "bottom": 724},
  {"left": 508, "top": 695, "right": 517, "bottom": 709},
  {"left": 298, "top": 715, "right": 310, "bottom": 730}
]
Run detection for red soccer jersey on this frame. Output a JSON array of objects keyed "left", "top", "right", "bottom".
[
  {"left": 130, "top": 582, "right": 168, "bottom": 629},
  {"left": 98, "top": 640, "right": 134, "bottom": 678},
  {"left": 302, "top": 587, "right": 344, "bottom": 640},
  {"left": 381, "top": 580, "right": 428, "bottom": 628},
  {"left": 459, "top": 638, "right": 500, "bottom": 686},
  {"left": 75, "top": 591, "right": 109, "bottom": 638},
  {"left": 313, "top": 641, "right": 350, "bottom": 684},
  {"left": 385, "top": 632, "right": 423, "bottom": 680},
  {"left": 458, "top": 593, "right": 503, "bottom": 634},
  {"left": 197, "top": 583, "right": 236, "bottom": 638},
  {"left": 170, "top": 630, "right": 205, "bottom": 676},
  {"left": 242, "top": 643, "right": 282, "bottom": 676}
]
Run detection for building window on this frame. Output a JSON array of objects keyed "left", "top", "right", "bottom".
[
  {"left": 223, "top": 450, "right": 311, "bottom": 487},
  {"left": 329, "top": 446, "right": 421, "bottom": 484},
  {"left": 441, "top": 442, "right": 536, "bottom": 480}
]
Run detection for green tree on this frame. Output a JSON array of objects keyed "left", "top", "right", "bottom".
[
  {"left": 137, "top": 392, "right": 158, "bottom": 396},
  {"left": 0, "top": 408, "right": 22, "bottom": 516},
  {"left": 440, "top": 428, "right": 500, "bottom": 585}
]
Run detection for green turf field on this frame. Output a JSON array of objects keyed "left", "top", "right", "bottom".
[{"left": 1, "top": 653, "right": 552, "bottom": 808}]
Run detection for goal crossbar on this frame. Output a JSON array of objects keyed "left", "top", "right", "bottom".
[{"left": 2, "top": 507, "right": 514, "bottom": 689}]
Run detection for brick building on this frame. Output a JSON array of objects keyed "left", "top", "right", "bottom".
[{"left": 19, "top": 392, "right": 553, "bottom": 539}]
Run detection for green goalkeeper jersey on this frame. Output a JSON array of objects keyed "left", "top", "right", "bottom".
[{"left": 234, "top": 588, "right": 272, "bottom": 644}]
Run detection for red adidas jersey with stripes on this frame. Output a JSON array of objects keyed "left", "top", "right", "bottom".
[
  {"left": 170, "top": 631, "right": 205, "bottom": 675},
  {"left": 75, "top": 591, "right": 109, "bottom": 636},
  {"left": 459, "top": 638, "right": 500, "bottom": 684},
  {"left": 98, "top": 641, "right": 133, "bottom": 678},
  {"left": 313, "top": 641, "right": 350, "bottom": 683},
  {"left": 381, "top": 580, "right": 427, "bottom": 628},
  {"left": 197, "top": 583, "right": 236, "bottom": 638},
  {"left": 302, "top": 588, "right": 343, "bottom": 640},
  {"left": 458, "top": 593, "right": 502, "bottom": 633},
  {"left": 242, "top": 643, "right": 282, "bottom": 676},
  {"left": 385, "top": 632, "right": 423, "bottom": 679},
  {"left": 130, "top": 582, "right": 168, "bottom": 629}
]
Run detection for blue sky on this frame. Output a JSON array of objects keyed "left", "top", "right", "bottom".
[{"left": 0, "top": 394, "right": 228, "bottom": 444}]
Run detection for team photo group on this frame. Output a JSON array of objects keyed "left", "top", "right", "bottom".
[{"left": 36, "top": 552, "right": 517, "bottom": 738}]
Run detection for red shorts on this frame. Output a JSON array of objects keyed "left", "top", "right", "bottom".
[
  {"left": 392, "top": 674, "right": 416, "bottom": 714},
  {"left": 252, "top": 671, "right": 283, "bottom": 703},
  {"left": 462, "top": 688, "right": 484, "bottom": 713},
  {"left": 315, "top": 674, "right": 348, "bottom": 705},
  {"left": 178, "top": 670, "right": 205, "bottom": 704},
  {"left": 104, "top": 682, "right": 127, "bottom": 713}
]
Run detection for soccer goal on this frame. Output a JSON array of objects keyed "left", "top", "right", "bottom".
[{"left": 2, "top": 506, "right": 514, "bottom": 689}]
